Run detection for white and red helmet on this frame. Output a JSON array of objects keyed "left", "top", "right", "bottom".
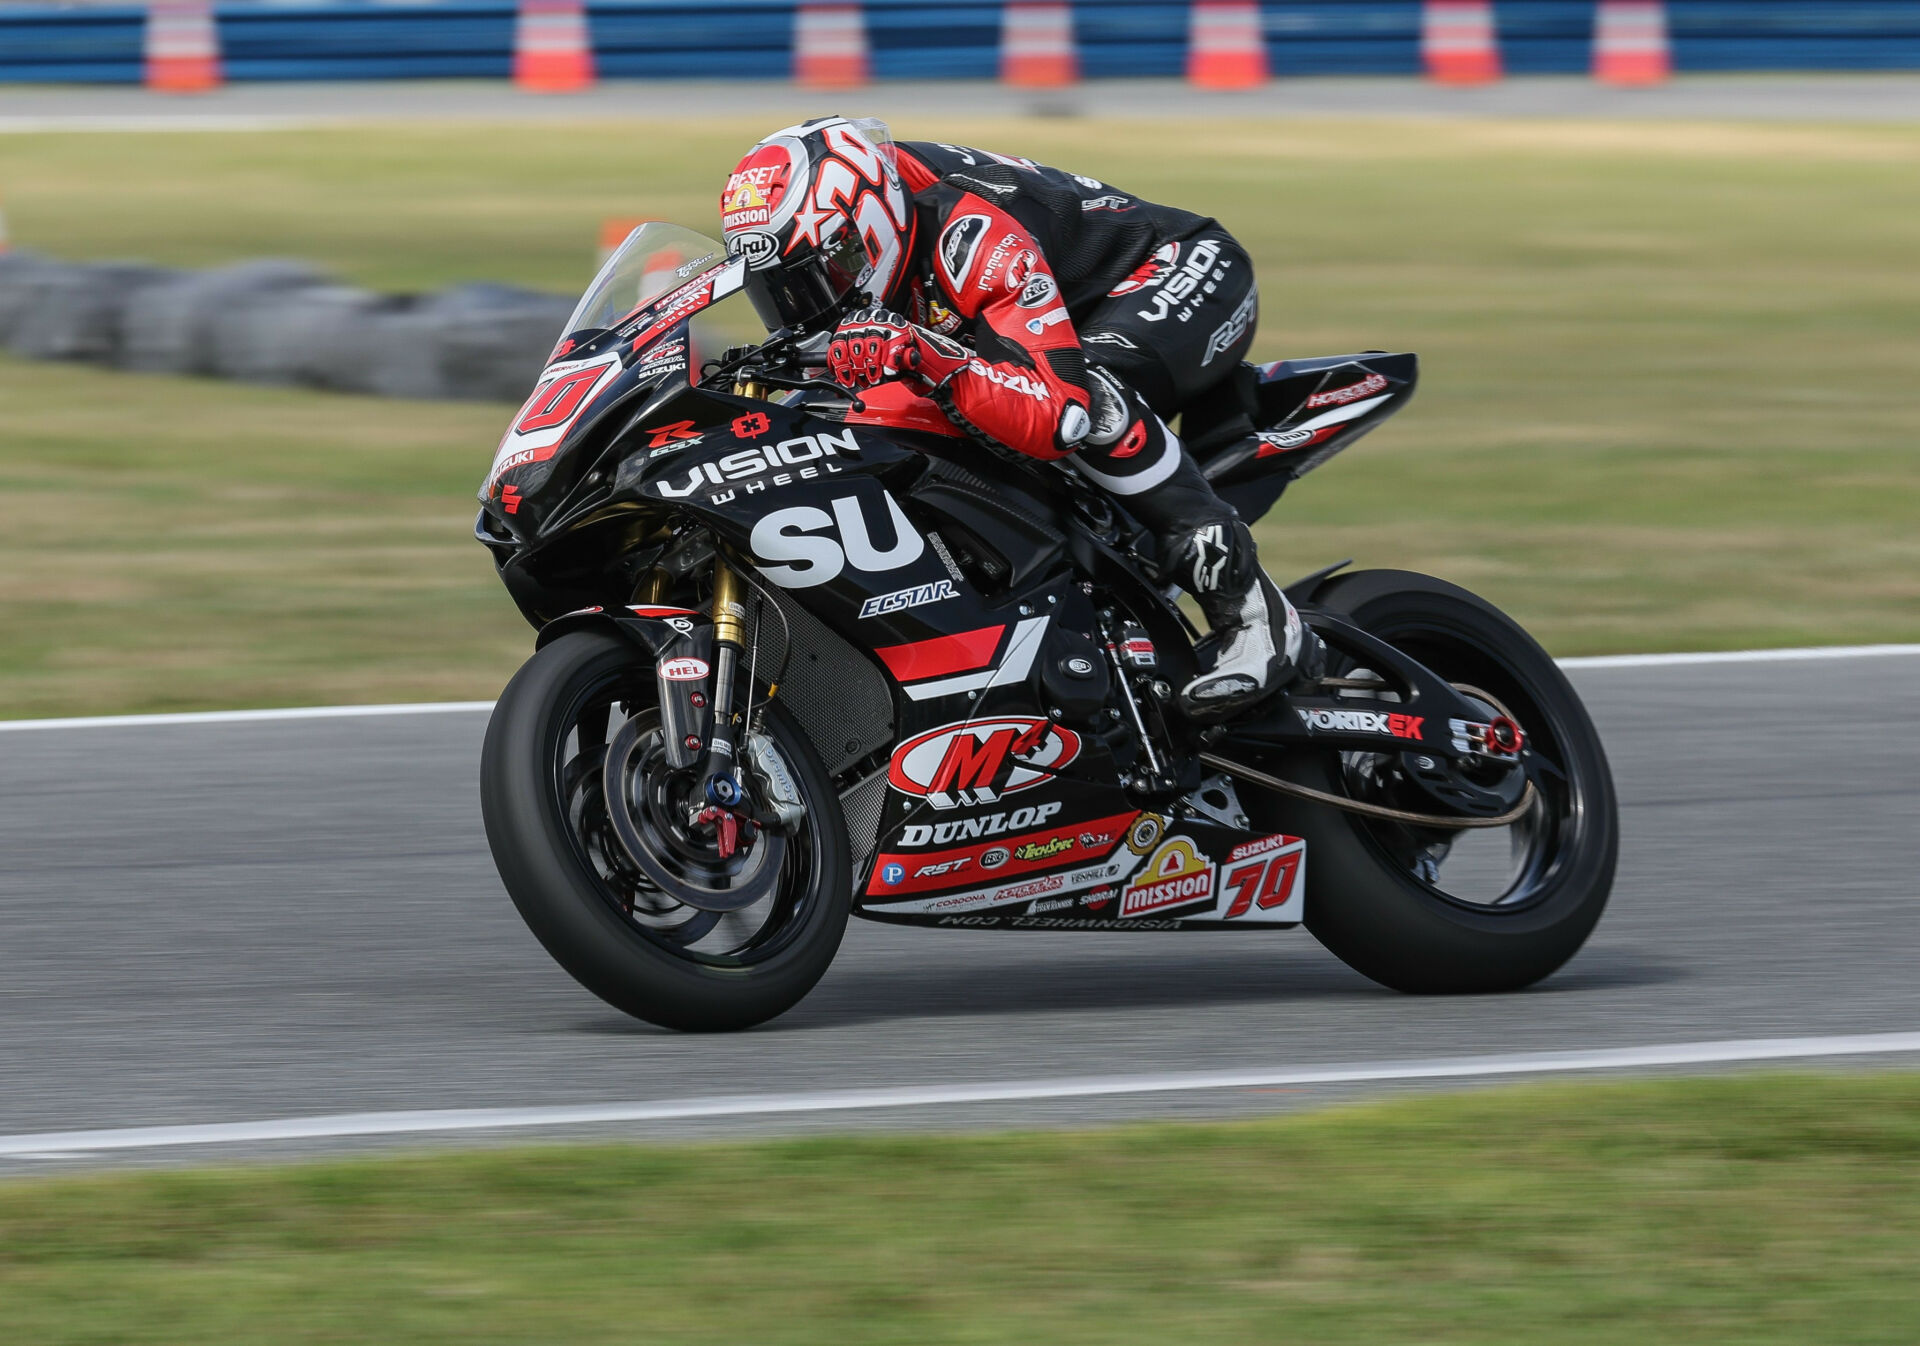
[{"left": 720, "top": 116, "right": 914, "bottom": 332}]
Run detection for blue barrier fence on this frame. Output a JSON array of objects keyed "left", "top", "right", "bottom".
[{"left": 2, "top": 1, "right": 1918, "bottom": 85}]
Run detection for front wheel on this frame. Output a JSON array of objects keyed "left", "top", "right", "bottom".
[
  {"left": 1249, "top": 570, "right": 1618, "bottom": 994},
  {"left": 481, "top": 630, "right": 852, "bottom": 1031}
]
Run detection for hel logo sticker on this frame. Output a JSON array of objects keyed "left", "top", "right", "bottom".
[
  {"left": 1120, "top": 837, "right": 1214, "bottom": 918},
  {"left": 887, "top": 717, "right": 1082, "bottom": 810},
  {"left": 657, "top": 657, "right": 710, "bottom": 682}
]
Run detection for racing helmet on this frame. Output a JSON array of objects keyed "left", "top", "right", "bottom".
[{"left": 720, "top": 116, "right": 915, "bottom": 333}]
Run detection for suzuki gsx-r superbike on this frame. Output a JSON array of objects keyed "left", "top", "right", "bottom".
[{"left": 477, "top": 224, "right": 1618, "bottom": 1031}]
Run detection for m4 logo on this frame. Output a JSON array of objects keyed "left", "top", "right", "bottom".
[{"left": 887, "top": 717, "right": 1083, "bottom": 810}]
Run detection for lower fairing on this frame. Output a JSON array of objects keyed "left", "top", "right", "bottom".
[{"left": 853, "top": 804, "right": 1308, "bottom": 931}]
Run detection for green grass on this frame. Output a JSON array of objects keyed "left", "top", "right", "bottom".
[
  {"left": 3, "top": 117, "right": 1919, "bottom": 716},
  {"left": 4, "top": 1073, "right": 1920, "bottom": 1344}
]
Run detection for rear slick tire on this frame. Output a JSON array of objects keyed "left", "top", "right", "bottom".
[
  {"left": 481, "top": 630, "right": 852, "bottom": 1032},
  {"left": 1252, "top": 569, "right": 1618, "bottom": 994}
]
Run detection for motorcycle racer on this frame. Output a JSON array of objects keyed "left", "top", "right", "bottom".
[{"left": 718, "top": 115, "right": 1322, "bottom": 717}]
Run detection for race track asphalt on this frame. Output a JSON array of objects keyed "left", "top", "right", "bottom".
[{"left": 2, "top": 651, "right": 1918, "bottom": 1167}]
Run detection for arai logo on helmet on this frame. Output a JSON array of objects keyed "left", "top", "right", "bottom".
[
  {"left": 658, "top": 657, "right": 710, "bottom": 682},
  {"left": 728, "top": 230, "right": 780, "bottom": 270},
  {"left": 725, "top": 119, "right": 911, "bottom": 307}
]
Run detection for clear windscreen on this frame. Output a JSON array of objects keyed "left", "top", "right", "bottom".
[
  {"left": 567, "top": 222, "right": 725, "bottom": 333},
  {"left": 566, "top": 220, "right": 766, "bottom": 351}
]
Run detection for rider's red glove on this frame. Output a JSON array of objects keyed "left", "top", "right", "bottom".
[
  {"left": 826, "top": 308, "right": 971, "bottom": 392},
  {"left": 826, "top": 308, "right": 918, "bottom": 389}
]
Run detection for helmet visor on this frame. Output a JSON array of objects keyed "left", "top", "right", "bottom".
[{"left": 740, "top": 228, "right": 871, "bottom": 333}]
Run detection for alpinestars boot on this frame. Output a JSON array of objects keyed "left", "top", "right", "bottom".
[{"left": 1171, "top": 520, "right": 1325, "bottom": 719}]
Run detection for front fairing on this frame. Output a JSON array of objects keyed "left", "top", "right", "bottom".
[{"left": 478, "top": 225, "right": 749, "bottom": 543}]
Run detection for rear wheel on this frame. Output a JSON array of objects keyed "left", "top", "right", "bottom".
[
  {"left": 1247, "top": 570, "right": 1617, "bottom": 993},
  {"left": 481, "top": 630, "right": 851, "bottom": 1031}
]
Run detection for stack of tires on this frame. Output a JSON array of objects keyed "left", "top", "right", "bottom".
[{"left": 0, "top": 249, "right": 571, "bottom": 403}]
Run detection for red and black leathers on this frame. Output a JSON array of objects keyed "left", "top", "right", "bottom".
[{"left": 866, "top": 141, "right": 1260, "bottom": 456}]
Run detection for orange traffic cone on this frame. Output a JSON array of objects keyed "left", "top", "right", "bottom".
[
  {"left": 514, "top": 0, "right": 594, "bottom": 93},
  {"left": 1187, "top": 1, "right": 1267, "bottom": 90},
  {"left": 794, "top": 4, "right": 869, "bottom": 89},
  {"left": 597, "top": 216, "right": 654, "bottom": 267},
  {"left": 1593, "top": 0, "right": 1671, "bottom": 86},
  {"left": 1422, "top": 0, "right": 1501, "bottom": 85},
  {"left": 144, "top": 1, "right": 221, "bottom": 94},
  {"left": 1002, "top": 2, "right": 1077, "bottom": 89}
]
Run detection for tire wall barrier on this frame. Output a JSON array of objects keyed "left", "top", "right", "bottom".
[
  {"left": 3, "top": 2, "right": 1920, "bottom": 85},
  {"left": 0, "top": 250, "right": 572, "bottom": 404}
]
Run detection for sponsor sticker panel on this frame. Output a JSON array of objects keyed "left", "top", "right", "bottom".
[{"left": 862, "top": 809, "right": 1137, "bottom": 897}]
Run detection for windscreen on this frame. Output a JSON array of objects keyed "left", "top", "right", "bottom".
[{"left": 566, "top": 222, "right": 727, "bottom": 335}]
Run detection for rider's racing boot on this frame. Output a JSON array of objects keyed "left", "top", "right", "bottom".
[
  {"left": 1068, "top": 367, "right": 1325, "bottom": 718},
  {"left": 1171, "top": 519, "right": 1326, "bottom": 720}
]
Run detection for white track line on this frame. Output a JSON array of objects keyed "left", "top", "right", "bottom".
[
  {"left": 3, "top": 1030, "right": 1917, "bottom": 1159},
  {"left": 0, "top": 701, "right": 494, "bottom": 733},
  {"left": 1559, "top": 643, "right": 1920, "bottom": 670},
  {"left": 2, "top": 643, "right": 1916, "bottom": 732}
]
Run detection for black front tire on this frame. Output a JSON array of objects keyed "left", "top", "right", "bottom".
[
  {"left": 481, "top": 630, "right": 852, "bottom": 1031},
  {"left": 1251, "top": 570, "right": 1618, "bottom": 994}
]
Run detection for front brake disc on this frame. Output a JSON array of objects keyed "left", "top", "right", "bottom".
[{"left": 601, "top": 715, "right": 786, "bottom": 913}]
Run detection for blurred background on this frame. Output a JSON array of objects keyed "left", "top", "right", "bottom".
[
  {"left": 0, "top": 0, "right": 1916, "bottom": 720},
  {"left": 2, "top": 7, "right": 1918, "bottom": 1340}
]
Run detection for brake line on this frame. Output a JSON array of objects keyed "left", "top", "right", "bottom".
[
  {"left": 1201, "top": 676, "right": 1538, "bottom": 830},
  {"left": 1197, "top": 752, "right": 1538, "bottom": 830}
]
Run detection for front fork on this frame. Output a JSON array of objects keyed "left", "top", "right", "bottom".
[{"left": 699, "top": 556, "right": 750, "bottom": 810}]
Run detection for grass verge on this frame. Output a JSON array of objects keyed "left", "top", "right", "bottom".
[
  {"left": 3, "top": 117, "right": 1918, "bottom": 715},
  {"left": 3, "top": 1073, "right": 1919, "bottom": 1343}
]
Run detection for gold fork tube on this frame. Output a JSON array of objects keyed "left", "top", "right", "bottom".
[{"left": 710, "top": 556, "right": 749, "bottom": 648}]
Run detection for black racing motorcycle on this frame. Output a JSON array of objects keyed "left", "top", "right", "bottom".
[{"left": 476, "top": 223, "right": 1617, "bottom": 1031}]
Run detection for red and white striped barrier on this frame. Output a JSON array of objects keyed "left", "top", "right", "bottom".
[
  {"left": 144, "top": 1, "right": 221, "bottom": 93},
  {"left": 1593, "top": 0, "right": 1671, "bottom": 86},
  {"left": 513, "top": 0, "right": 594, "bottom": 93},
  {"left": 1001, "top": 2, "right": 1077, "bottom": 89},
  {"left": 1422, "top": 0, "right": 1501, "bottom": 85},
  {"left": 1187, "top": 1, "right": 1267, "bottom": 90},
  {"left": 795, "top": 3, "right": 869, "bottom": 89}
]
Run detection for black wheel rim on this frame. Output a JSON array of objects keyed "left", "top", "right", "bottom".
[
  {"left": 547, "top": 663, "right": 822, "bottom": 968},
  {"left": 1330, "top": 616, "right": 1592, "bottom": 915}
]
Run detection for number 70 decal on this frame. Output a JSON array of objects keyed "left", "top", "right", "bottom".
[{"left": 1218, "top": 837, "right": 1306, "bottom": 922}]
